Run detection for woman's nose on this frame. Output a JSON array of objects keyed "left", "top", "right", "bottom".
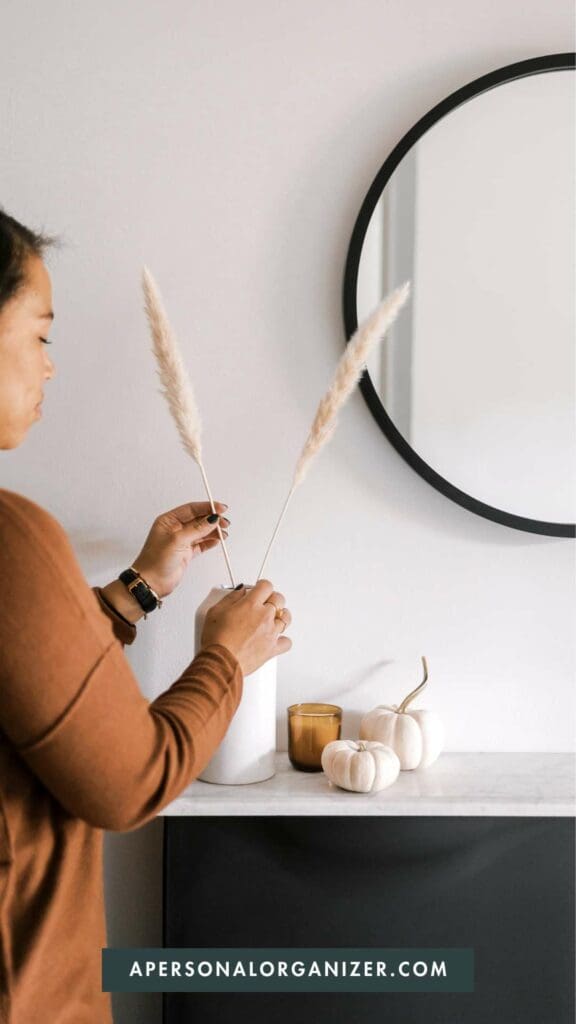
[{"left": 44, "top": 353, "right": 56, "bottom": 380}]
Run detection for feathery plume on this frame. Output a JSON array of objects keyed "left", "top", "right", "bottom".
[
  {"left": 257, "top": 281, "right": 411, "bottom": 579},
  {"left": 142, "top": 266, "right": 236, "bottom": 587}
]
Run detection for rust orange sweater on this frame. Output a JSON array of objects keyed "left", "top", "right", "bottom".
[{"left": 0, "top": 488, "right": 243, "bottom": 1022}]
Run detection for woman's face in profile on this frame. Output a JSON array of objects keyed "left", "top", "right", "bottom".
[{"left": 0, "top": 255, "right": 56, "bottom": 449}]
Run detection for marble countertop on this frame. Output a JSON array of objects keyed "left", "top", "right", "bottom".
[{"left": 159, "top": 751, "right": 575, "bottom": 817}]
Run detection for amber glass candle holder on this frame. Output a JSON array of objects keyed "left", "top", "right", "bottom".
[{"left": 287, "top": 703, "right": 342, "bottom": 772}]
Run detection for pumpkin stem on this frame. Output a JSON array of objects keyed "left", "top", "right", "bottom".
[{"left": 397, "top": 656, "right": 428, "bottom": 713}]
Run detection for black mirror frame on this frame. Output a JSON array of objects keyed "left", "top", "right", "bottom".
[{"left": 343, "top": 53, "right": 576, "bottom": 538}]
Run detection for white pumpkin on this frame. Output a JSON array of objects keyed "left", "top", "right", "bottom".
[
  {"left": 359, "top": 656, "right": 443, "bottom": 771},
  {"left": 321, "top": 739, "right": 400, "bottom": 793}
]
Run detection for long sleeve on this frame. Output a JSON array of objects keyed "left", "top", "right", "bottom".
[
  {"left": 92, "top": 585, "right": 137, "bottom": 646},
  {"left": 0, "top": 489, "right": 243, "bottom": 832}
]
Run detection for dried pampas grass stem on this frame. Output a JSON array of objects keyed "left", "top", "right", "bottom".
[
  {"left": 142, "top": 266, "right": 236, "bottom": 588},
  {"left": 256, "top": 282, "right": 411, "bottom": 579}
]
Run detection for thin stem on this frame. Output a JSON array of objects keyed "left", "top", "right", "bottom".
[
  {"left": 198, "top": 460, "right": 236, "bottom": 588},
  {"left": 397, "top": 656, "right": 429, "bottom": 714},
  {"left": 257, "top": 486, "right": 295, "bottom": 580}
]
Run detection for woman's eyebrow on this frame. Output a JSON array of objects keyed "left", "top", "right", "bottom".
[{"left": 38, "top": 311, "right": 55, "bottom": 320}]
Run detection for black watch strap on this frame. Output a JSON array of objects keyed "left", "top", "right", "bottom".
[{"left": 119, "top": 567, "right": 162, "bottom": 615}]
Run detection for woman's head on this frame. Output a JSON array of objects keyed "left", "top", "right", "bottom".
[{"left": 0, "top": 208, "right": 59, "bottom": 449}]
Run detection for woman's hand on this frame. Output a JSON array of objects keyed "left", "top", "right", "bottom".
[
  {"left": 97, "top": 500, "right": 229, "bottom": 625},
  {"left": 131, "top": 500, "right": 230, "bottom": 599},
  {"left": 201, "top": 579, "right": 292, "bottom": 676}
]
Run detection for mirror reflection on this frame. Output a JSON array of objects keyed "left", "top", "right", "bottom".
[{"left": 357, "top": 70, "right": 575, "bottom": 524}]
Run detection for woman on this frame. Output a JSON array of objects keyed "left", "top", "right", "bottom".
[{"left": 0, "top": 207, "right": 292, "bottom": 1022}]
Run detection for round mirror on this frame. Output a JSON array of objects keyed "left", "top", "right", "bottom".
[{"left": 343, "top": 54, "right": 575, "bottom": 537}]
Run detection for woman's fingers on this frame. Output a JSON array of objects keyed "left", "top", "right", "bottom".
[
  {"left": 276, "top": 606, "right": 292, "bottom": 628},
  {"left": 250, "top": 579, "right": 275, "bottom": 604},
  {"left": 197, "top": 533, "right": 228, "bottom": 554},
  {"left": 198, "top": 538, "right": 219, "bottom": 552},
  {"left": 275, "top": 635, "right": 292, "bottom": 655},
  {"left": 179, "top": 514, "right": 229, "bottom": 546},
  {"left": 262, "top": 591, "right": 286, "bottom": 621},
  {"left": 160, "top": 500, "right": 229, "bottom": 524}
]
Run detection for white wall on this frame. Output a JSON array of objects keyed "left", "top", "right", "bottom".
[{"left": 1, "top": 3, "right": 574, "bottom": 1022}]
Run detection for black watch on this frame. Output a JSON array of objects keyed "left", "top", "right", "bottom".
[{"left": 118, "top": 567, "right": 163, "bottom": 617}]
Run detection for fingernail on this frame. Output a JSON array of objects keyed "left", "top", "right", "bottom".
[
  {"left": 234, "top": 583, "right": 244, "bottom": 590},
  {"left": 207, "top": 513, "right": 219, "bottom": 523}
]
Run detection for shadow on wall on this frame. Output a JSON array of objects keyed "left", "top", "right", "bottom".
[
  {"left": 103, "top": 818, "right": 164, "bottom": 1024},
  {"left": 72, "top": 538, "right": 137, "bottom": 584},
  {"left": 277, "top": 658, "right": 395, "bottom": 749}
]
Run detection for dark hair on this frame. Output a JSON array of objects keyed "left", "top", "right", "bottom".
[{"left": 0, "top": 207, "right": 61, "bottom": 314}]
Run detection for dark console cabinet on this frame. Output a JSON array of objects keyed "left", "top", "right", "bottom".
[{"left": 162, "top": 815, "right": 575, "bottom": 1024}]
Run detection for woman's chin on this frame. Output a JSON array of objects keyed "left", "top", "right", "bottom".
[
  {"left": 0, "top": 420, "right": 35, "bottom": 449},
  {"left": 0, "top": 434, "right": 25, "bottom": 450}
]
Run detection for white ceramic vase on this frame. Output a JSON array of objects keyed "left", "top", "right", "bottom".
[{"left": 194, "top": 586, "right": 277, "bottom": 785}]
